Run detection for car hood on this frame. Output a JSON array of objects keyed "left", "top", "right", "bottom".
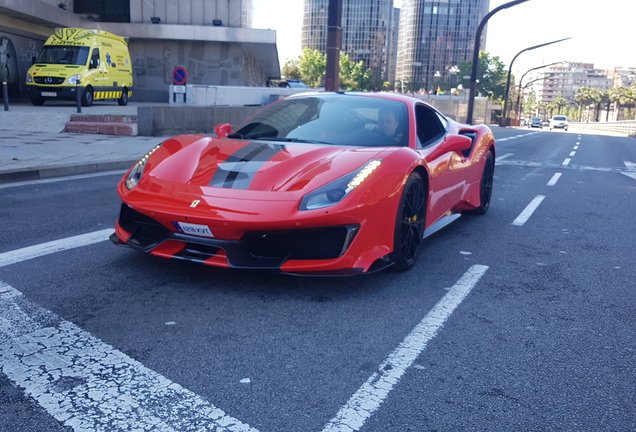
[{"left": 143, "top": 135, "right": 389, "bottom": 195}]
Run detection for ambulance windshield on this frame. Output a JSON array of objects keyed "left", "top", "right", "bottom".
[{"left": 36, "top": 46, "right": 90, "bottom": 66}]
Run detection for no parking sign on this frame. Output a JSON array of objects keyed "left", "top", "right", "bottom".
[
  {"left": 172, "top": 67, "right": 187, "bottom": 85},
  {"left": 172, "top": 67, "right": 187, "bottom": 102}
]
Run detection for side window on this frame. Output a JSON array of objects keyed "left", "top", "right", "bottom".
[
  {"left": 415, "top": 104, "right": 446, "bottom": 148},
  {"left": 89, "top": 48, "right": 100, "bottom": 69}
]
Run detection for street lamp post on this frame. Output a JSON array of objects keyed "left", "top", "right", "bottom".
[
  {"left": 466, "top": 0, "right": 529, "bottom": 124},
  {"left": 500, "top": 37, "right": 571, "bottom": 126},
  {"left": 515, "top": 61, "right": 563, "bottom": 118}
]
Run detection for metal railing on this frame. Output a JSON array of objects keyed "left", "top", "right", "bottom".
[{"left": 569, "top": 121, "right": 636, "bottom": 136}]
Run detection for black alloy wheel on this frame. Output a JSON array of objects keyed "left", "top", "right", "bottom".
[{"left": 390, "top": 172, "right": 427, "bottom": 272}]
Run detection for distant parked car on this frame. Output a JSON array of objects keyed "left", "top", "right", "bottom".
[
  {"left": 549, "top": 115, "right": 569, "bottom": 131},
  {"left": 277, "top": 80, "right": 309, "bottom": 89},
  {"left": 529, "top": 117, "right": 543, "bottom": 128}
]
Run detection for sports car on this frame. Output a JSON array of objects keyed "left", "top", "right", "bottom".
[{"left": 111, "top": 92, "right": 495, "bottom": 275}]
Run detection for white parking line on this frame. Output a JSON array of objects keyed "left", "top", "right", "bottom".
[
  {"left": 0, "top": 229, "right": 112, "bottom": 268},
  {"left": 512, "top": 195, "right": 545, "bottom": 226},
  {"left": 547, "top": 173, "right": 562, "bottom": 186},
  {"left": 0, "top": 282, "right": 258, "bottom": 432},
  {"left": 322, "top": 265, "right": 489, "bottom": 432}
]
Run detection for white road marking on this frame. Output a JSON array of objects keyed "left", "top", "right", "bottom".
[
  {"left": 0, "top": 170, "right": 127, "bottom": 190},
  {"left": 322, "top": 265, "right": 489, "bottom": 432},
  {"left": 0, "top": 282, "right": 258, "bottom": 432},
  {"left": 573, "top": 145, "right": 579, "bottom": 150},
  {"left": 547, "top": 173, "right": 562, "bottom": 186},
  {"left": 512, "top": 195, "right": 545, "bottom": 226},
  {"left": 622, "top": 172, "right": 636, "bottom": 181},
  {"left": 495, "top": 153, "right": 513, "bottom": 161},
  {"left": 620, "top": 161, "right": 636, "bottom": 181},
  {"left": 0, "top": 229, "right": 112, "bottom": 268},
  {"left": 562, "top": 158, "right": 571, "bottom": 166},
  {"left": 569, "top": 151, "right": 576, "bottom": 157}
]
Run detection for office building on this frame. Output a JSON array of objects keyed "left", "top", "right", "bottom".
[
  {"left": 395, "top": 0, "right": 489, "bottom": 92},
  {"left": 302, "top": 0, "right": 396, "bottom": 86}
]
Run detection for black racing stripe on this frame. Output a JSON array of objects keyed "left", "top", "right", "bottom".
[{"left": 210, "top": 142, "right": 285, "bottom": 189}]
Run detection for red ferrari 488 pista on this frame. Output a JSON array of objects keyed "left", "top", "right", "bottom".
[{"left": 111, "top": 92, "right": 495, "bottom": 275}]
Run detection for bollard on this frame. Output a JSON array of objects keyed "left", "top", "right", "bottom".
[
  {"left": 2, "top": 81, "right": 8, "bottom": 111},
  {"left": 76, "top": 80, "right": 82, "bottom": 113}
]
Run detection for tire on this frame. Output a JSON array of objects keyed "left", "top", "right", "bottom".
[
  {"left": 465, "top": 150, "right": 494, "bottom": 215},
  {"left": 118, "top": 88, "right": 128, "bottom": 106},
  {"left": 81, "top": 86, "right": 94, "bottom": 106},
  {"left": 390, "top": 172, "right": 427, "bottom": 272},
  {"left": 30, "top": 97, "right": 44, "bottom": 106}
]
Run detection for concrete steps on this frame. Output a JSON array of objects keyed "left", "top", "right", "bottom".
[{"left": 65, "top": 114, "right": 138, "bottom": 136}]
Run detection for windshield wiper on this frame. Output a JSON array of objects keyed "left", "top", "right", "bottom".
[{"left": 254, "top": 137, "right": 330, "bottom": 145}]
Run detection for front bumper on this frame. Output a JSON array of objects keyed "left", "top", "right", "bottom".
[{"left": 111, "top": 203, "right": 392, "bottom": 275}]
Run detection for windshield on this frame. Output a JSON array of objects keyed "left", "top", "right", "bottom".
[
  {"left": 232, "top": 95, "right": 409, "bottom": 147},
  {"left": 36, "top": 46, "right": 90, "bottom": 66}
]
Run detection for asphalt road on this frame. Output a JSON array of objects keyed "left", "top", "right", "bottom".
[{"left": 1, "top": 128, "right": 635, "bottom": 431}]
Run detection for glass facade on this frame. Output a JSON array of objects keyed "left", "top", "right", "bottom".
[
  {"left": 302, "top": 0, "right": 395, "bottom": 84},
  {"left": 396, "top": 0, "right": 489, "bottom": 92}
]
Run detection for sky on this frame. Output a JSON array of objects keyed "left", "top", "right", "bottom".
[{"left": 252, "top": 0, "right": 636, "bottom": 77}]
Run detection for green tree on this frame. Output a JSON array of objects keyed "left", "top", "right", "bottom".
[
  {"left": 298, "top": 47, "right": 326, "bottom": 88},
  {"left": 574, "top": 87, "right": 597, "bottom": 121},
  {"left": 281, "top": 59, "right": 301, "bottom": 80},
  {"left": 339, "top": 52, "right": 372, "bottom": 90},
  {"left": 554, "top": 95, "right": 568, "bottom": 114},
  {"left": 609, "top": 85, "right": 636, "bottom": 120},
  {"left": 458, "top": 51, "right": 508, "bottom": 102},
  {"left": 284, "top": 48, "right": 375, "bottom": 91}
]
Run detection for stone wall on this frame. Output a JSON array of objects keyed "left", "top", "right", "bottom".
[{"left": 129, "top": 40, "right": 268, "bottom": 102}]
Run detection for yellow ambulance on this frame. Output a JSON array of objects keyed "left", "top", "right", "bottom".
[{"left": 26, "top": 28, "right": 133, "bottom": 106}]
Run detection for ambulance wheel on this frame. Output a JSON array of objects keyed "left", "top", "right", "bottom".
[
  {"left": 118, "top": 88, "right": 128, "bottom": 106},
  {"left": 81, "top": 86, "right": 94, "bottom": 107},
  {"left": 30, "top": 97, "right": 44, "bottom": 106}
]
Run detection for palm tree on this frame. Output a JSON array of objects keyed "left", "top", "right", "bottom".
[
  {"left": 554, "top": 95, "right": 568, "bottom": 115},
  {"left": 574, "top": 87, "right": 597, "bottom": 122},
  {"left": 609, "top": 85, "right": 636, "bottom": 120}
]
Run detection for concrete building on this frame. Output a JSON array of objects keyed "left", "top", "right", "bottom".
[
  {"left": 609, "top": 66, "right": 636, "bottom": 88},
  {"left": 527, "top": 62, "right": 613, "bottom": 105},
  {"left": 395, "top": 0, "right": 489, "bottom": 93},
  {"left": 0, "top": 0, "right": 280, "bottom": 102},
  {"left": 301, "top": 0, "right": 395, "bottom": 86}
]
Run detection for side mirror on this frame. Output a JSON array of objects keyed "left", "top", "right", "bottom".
[
  {"left": 426, "top": 134, "right": 472, "bottom": 161},
  {"left": 214, "top": 123, "right": 232, "bottom": 138}
]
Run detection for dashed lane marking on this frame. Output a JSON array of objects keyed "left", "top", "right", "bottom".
[
  {"left": 547, "top": 173, "right": 562, "bottom": 186},
  {"left": 512, "top": 195, "right": 545, "bottom": 227}
]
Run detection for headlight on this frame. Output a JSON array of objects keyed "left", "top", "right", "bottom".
[
  {"left": 125, "top": 144, "right": 162, "bottom": 190},
  {"left": 26, "top": 73, "right": 33, "bottom": 83},
  {"left": 66, "top": 74, "right": 82, "bottom": 85},
  {"left": 299, "top": 160, "right": 382, "bottom": 210}
]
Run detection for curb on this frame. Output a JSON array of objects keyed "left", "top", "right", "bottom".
[{"left": 0, "top": 160, "right": 136, "bottom": 184}]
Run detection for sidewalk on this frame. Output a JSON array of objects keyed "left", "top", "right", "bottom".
[{"left": 0, "top": 101, "right": 169, "bottom": 183}]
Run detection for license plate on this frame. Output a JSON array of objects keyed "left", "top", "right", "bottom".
[
  {"left": 41, "top": 92, "right": 57, "bottom": 97},
  {"left": 172, "top": 221, "right": 214, "bottom": 238}
]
